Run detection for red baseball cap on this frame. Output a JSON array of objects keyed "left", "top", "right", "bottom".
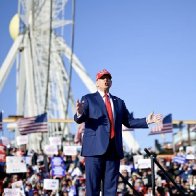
[{"left": 96, "top": 69, "right": 112, "bottom": 80}]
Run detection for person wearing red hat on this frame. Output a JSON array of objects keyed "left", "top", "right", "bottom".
[{"left": 74, "top": 69, "right": 162, "bottom": 196}]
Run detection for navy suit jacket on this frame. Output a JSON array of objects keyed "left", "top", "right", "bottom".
[{"left": 74, "top": 91, "right": 148, "bottom": 159}]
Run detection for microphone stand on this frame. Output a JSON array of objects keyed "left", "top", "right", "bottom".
[
  {"left": 144, "top": 148, "right": 188, "bottom": 196},
  {"left": 119, "top": 172, "right": 141, "bottom": 196}
]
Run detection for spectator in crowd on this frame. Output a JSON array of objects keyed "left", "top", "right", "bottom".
[{"left": 0, "top": 142, "right": 195, "bottom": 195}]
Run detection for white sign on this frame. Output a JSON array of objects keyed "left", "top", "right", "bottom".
[
  {"left": 12, "top": 180, "right": 23, "bottom": 189},
  {"left": 6, "top": 156, "right": 27, "bottom": 173},
  {"left": 137, "top": 158, "right": 151, "bottom": 169},
  {"left": 16, "top": 135, "right": 28, "bottom": 145},
  {"left": 1, "top": 137, "right": 10, "bottom": 146},
  {"left": 44, "top": 145, "right": 58, "bottom": 156},
  {"left": 186, "top": 146, "right": 195, "bottom": 154},
  {"left": 49, "top": 136, "right": 62, "bottom": 146},
  {"left": 63, "top": 145, "right": 81, "bottom": 156},
  {"left": 24, "top": 156, "right": 32, "bottom": 165},
  {"left": 186, "top": 154, "right": 195, "bottom": 160},
  {"left": 4, "top": 188, "right": 21, "bottom": 196},
  {"left": 119, "top": 165, "right": 131, "bottom": 173},
  {"left": 133, "top": 155, "right": 144, "bottom": 168},
  {"left": 44, "top": 179, "right": 59, "bottom": 190}
]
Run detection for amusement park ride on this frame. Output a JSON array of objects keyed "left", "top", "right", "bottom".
[
  {"left": 0, "top": 0, "right": 195, "bottom": 151},
  {"left": 0, "top": 0, "right": 97, "bottom": 151}
]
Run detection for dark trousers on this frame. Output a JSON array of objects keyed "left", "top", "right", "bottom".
[{"left": 85, "top": 139, "right": 120, "bottom": 196}]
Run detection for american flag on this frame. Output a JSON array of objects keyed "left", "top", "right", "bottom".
[
  {"left": 149, "top": 114, "right": 173, "bottom": 135},
  {"left": 18, "top": 113, "right": 48, "bottom": 135},
  {"left": 0, "top": 111, "right": 2, "bottom": 131}
]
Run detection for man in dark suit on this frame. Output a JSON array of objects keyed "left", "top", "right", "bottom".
[{"left": 74, "top": 69, "right": 162, "bottom": 196}]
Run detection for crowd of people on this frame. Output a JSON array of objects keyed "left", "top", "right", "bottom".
[{"left": 0, "top": 144, "right": 195, "bottom": 195}]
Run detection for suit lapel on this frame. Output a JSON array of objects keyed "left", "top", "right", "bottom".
[
  {"left": 94, "top": 92, "right": 118, "bottom": 122},
  {"left": 94, "top": 92, "right": 107, "bottom": 114}
]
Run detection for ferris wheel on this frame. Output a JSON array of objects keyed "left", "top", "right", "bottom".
[
  {"left": 0, "top": 0, "right": 96, "bottom": 151},
  {"left": 0, "top": 0, "right": 140, "bottom": 153}
]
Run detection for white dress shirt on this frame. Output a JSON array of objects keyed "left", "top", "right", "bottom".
[{"left": 98, "top": 90, "right": 115, "bottom": 118}]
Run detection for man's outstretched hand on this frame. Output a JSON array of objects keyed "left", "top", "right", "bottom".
[{"left": 147, "top": 112, "right": 163, "bottom": 124}]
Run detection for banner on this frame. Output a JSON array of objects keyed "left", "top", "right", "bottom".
[{"left": 50, "top": 156, "right": 66, "bottom": 177}]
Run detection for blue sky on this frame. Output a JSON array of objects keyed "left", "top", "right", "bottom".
[{"left": 0, "top": 0, "right": 196, "bottom": 149}]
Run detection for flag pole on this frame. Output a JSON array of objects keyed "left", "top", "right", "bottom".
[
  {"left": 1, "top": 110, "right": 4, "bottom": 136},
  {"left": 160, "top": 133, "right": 166, "bottom": 146},
  {"left": 172, "top": 132, "right": 176, "bottom": 154},
  {"left": 187, "top": 124, "right": 191, "bottom": 146}
]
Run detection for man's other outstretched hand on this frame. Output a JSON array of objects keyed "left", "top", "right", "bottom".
[{"left": 76, "top": 99, "right": 84, "bottom": 116}]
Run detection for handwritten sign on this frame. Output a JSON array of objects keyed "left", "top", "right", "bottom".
[
  {"left": 6, "top": 156, "right": 27, "bottom": 173},
  {"left": 63, "top": 145, "right": 81, "bottom": 156},
  {"left": 4, "top": 188, "right": 21, "bottom": 196},
  {"left": 44, "top": 179, "right": 59, "bottom": 190},
  {"left": 137, "top": 158, "right": 151, "bottom": 169},
  {"left": 49, "top": 136, "right": 61, "bottom": 146},
  {"left": 44, "top": 145, "right": 58, "bottom": 156}
]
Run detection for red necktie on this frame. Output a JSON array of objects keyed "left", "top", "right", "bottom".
[{"left": 105, "top": 94, "right": 115, "bottom": 139}]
